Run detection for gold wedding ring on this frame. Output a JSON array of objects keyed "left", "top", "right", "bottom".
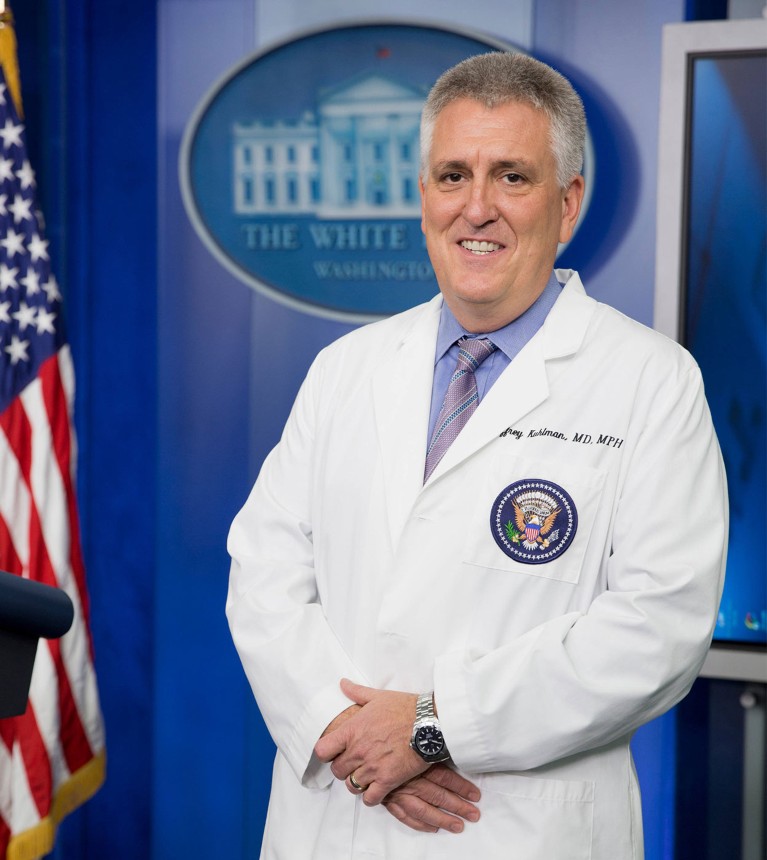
[{"left": 348, "top": 772, "right": 367, "bottom": 792}]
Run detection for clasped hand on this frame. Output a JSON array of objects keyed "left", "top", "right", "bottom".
[{"left": 314, "top": 679, "right": 480, "bottom": 834}]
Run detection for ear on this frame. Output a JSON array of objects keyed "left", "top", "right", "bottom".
[
  {"left": 559, "top": 175, "right": 585, "bottom": 244},
  {"left": 419, "top": 176, "right": 426, "bottom": 234}
]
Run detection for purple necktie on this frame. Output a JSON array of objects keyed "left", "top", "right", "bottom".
[{"left": 424, "top": 337, "right": 497, "bottom": 482}]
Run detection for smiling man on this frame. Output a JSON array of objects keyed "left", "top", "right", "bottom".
[
  {"left": 421, "top": 97, "right": 583, "bottom": 332},
  {"left": 227, "top": 52, "right": 727, "bottom": 859}
]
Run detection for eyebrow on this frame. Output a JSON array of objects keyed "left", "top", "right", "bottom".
[{"left": 431, "top": 158, "right": 536, "bottom": 176}]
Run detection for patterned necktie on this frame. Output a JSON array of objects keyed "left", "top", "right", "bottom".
[{"left": 424, "top": 337, "right": 497, "bottom": 482}]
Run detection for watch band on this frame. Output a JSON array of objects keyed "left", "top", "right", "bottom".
[{"left": 415, "top": 692, "right": 435, "bottom": 722}]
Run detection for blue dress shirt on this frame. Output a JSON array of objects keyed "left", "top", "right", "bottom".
[{"left": 427, "top": 273, "right": 563, "bottom": 445}]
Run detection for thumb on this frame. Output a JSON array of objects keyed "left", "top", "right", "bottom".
[{"left": 340, "top": 677, "right": 375, "bottom": 705}]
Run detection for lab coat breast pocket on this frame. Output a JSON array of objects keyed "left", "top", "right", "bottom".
[
  {"left": 463, "top": 453, "right": 607, "bottom": 586},
  {"left": 459, "top": 454, "right": 608, "bottom": 647}
]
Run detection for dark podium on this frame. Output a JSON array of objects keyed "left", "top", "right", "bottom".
[{"left": 0, "top": 569, "right": 74, "bottom": 719}]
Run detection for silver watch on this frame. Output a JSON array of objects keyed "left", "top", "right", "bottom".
[{"left": 410, "top": 692, "right": 450, "bottom": 763}]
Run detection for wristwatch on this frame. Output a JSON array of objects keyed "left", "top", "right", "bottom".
[{"left": 410, "top": 692, "right": 450, "bottom": 763}]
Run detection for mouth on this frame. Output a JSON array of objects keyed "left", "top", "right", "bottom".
[{"left": 460, "top": 240, "right": 502, "bottom": 255}]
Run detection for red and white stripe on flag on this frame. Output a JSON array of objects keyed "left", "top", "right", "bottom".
[{"left": 0, "top": 347, "right": 105, "bottom": 860}]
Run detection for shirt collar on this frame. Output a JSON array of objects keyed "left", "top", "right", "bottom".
[{"left": 434, "top": 272, "right": 563, "bottom": 363}]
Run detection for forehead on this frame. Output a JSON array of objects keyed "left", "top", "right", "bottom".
[{"left": 428, "top": 98, "right": 553, "bottom": 162}]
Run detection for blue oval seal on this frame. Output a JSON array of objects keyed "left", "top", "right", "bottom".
[
  {"left": 490, "top": 478, "right": 578, "bottom": 565},
  {"left": 179, "top": 22, "right": 599, "bottom": 322}
]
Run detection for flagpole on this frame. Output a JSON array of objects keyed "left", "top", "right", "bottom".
[{"left": 0, "top": 0, "right": 22, "bottom": 117}]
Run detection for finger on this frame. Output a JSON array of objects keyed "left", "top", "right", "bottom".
[
  {"left": 346, "top": 773, "right": 368, "bottom": 795},
  {"left": 359, "top": 753, "right": 430, "bottom": 807},
  {"left": 330, "top": 758, "right": 351, "bottom": 781},
  {"left": 314, "top": 730, "right": 347, "bottom": 763},
  {"left": 383, "top": 800, "right": 438, "bottom": 834},
  {"left": 386, "top": 792, "right": 466, "bottom": 833},
  {"left": 320, "top": 704, "right": 361, "bottom": 739},
  {"left": 339, "top": 678, "right": 375, "bottom": 706},
  {"left": 406, "top": 778, "right": 480, "bottom": 822},
  {"left": 425, "top": 764, "right": 481, "bottom": 802},
  {"left": 331, "top": 751, "right": 366, "bottom": 783},
  {"left": 360, "top": 780, "right": 389, "bottom": 807}
]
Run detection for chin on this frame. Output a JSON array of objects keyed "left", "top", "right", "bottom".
[{"left": 452, "top": 286, "right": 505, "bottom": 307}]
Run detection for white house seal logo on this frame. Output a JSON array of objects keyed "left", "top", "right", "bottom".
[{"left": 490, "top": 479, "right": 578, "bottom": 565}]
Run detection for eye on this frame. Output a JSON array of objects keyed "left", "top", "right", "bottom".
[
  {"left": 441, "top": 172, "right": 463, "bottom": 184},
  {"left": 503, "top": 172, "right": 524, "bottom": 185}
]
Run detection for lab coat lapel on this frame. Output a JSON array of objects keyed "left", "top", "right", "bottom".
[
  {"left": 372, "top": 296, "right": 442, "bottom": 547},
  {"left": 425, "top": 275, "right": 595, "bottom": 483}
]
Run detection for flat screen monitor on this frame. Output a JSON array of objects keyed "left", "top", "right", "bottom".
[{"left": 655, "top": 19, "right": 767, "bottom": 680}]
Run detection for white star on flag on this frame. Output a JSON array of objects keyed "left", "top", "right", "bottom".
[
  {"left": 43, "top": 274, "right": 62, "bottom": 302},
  {"left": 12, "top": 301, "right": 37, "bottom": 331},
  {"left": 0, "top": 155, "right": 14, "bottom": 181},
  {"left": 0, "top": 117, "right": 24, "bottom": 148},
  {"left": 0, "top": 299, "right": 10, "bottom": 322},
  {"left": 1, "top": 226, "right": 26, "bottom": 257},
  {"left": 27, "top": 231, "right": 49, "bottom": 262},
  {"left": 35, "top": 306, "right": 56, "bottom": 334},
  {"left": 20, "top": 268, "right": 41, "bottom": 294},
  {"left": 15, "top": 157, "right": 35, "bottom": 189},
  {"left": 4, "top": 333, "right": 29, "bottom": 364},
  {"left": 0, "top": 261, "right": 18, "bottom": 290},
  {"left": 8, "top": 193, "right": 32, "bottom": 223}
]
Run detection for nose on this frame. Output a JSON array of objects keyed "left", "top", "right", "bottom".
[{"left": 463, "top": 179, "right": 499, "bottom": 228}]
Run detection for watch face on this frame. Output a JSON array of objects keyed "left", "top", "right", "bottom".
[{"left": 415, "top": 725, "right": 444, "bottom": 758}]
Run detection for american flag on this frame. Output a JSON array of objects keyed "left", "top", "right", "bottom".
[{"left": 0, "top": 52, "right": 105, "bottom": 860}]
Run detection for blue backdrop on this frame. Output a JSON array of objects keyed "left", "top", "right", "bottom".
[{"left": 13, "top": 1, "right": 747, "bottom": 858}]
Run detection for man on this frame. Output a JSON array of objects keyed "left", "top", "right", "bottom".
[{"left": 227, "top": 51, "right": 727, "bottom": 859}]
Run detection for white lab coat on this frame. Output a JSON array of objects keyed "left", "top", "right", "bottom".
[{"left": 227, "top": 270, "right": 727, "bottom": 860}]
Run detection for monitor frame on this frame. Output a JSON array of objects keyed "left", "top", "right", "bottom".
[{"left": 654, "top": 18, "right": 767, "bottom": 683}]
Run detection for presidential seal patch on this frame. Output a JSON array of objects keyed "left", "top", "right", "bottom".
[{"left": 490, "top": 479, "right": 578, "bottom": 565}]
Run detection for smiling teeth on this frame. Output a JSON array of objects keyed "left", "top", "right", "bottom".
[{"left": 461, "top": 240, "right": 501, "bottom": 254}]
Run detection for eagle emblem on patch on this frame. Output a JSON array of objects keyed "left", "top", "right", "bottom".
[{"left": 490, "top": 479, "right": 578, "bottom": 565}]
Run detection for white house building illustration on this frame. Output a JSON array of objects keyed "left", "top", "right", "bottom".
[{"left": 233, "top": 73, "right": 426, "bottom": 218}]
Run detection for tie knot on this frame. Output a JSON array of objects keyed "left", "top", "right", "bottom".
[{"left": 457, "top": 337, "right": 497, "bottom": 371}]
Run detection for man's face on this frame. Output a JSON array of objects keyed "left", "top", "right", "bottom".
[{"left": 420, "top": 98, "right": 584, "bottom": 332}]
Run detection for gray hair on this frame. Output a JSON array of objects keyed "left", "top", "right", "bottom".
[{"left": 420, "top": 51, "right": 586, "bottom": 188}]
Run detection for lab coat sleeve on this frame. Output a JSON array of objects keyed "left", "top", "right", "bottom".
[
  {"left": 434, "top": 358, "right": 728, "bottom": 773},
  {"left": 226, "top": 352, "right": 365, "bottom": 789}
]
